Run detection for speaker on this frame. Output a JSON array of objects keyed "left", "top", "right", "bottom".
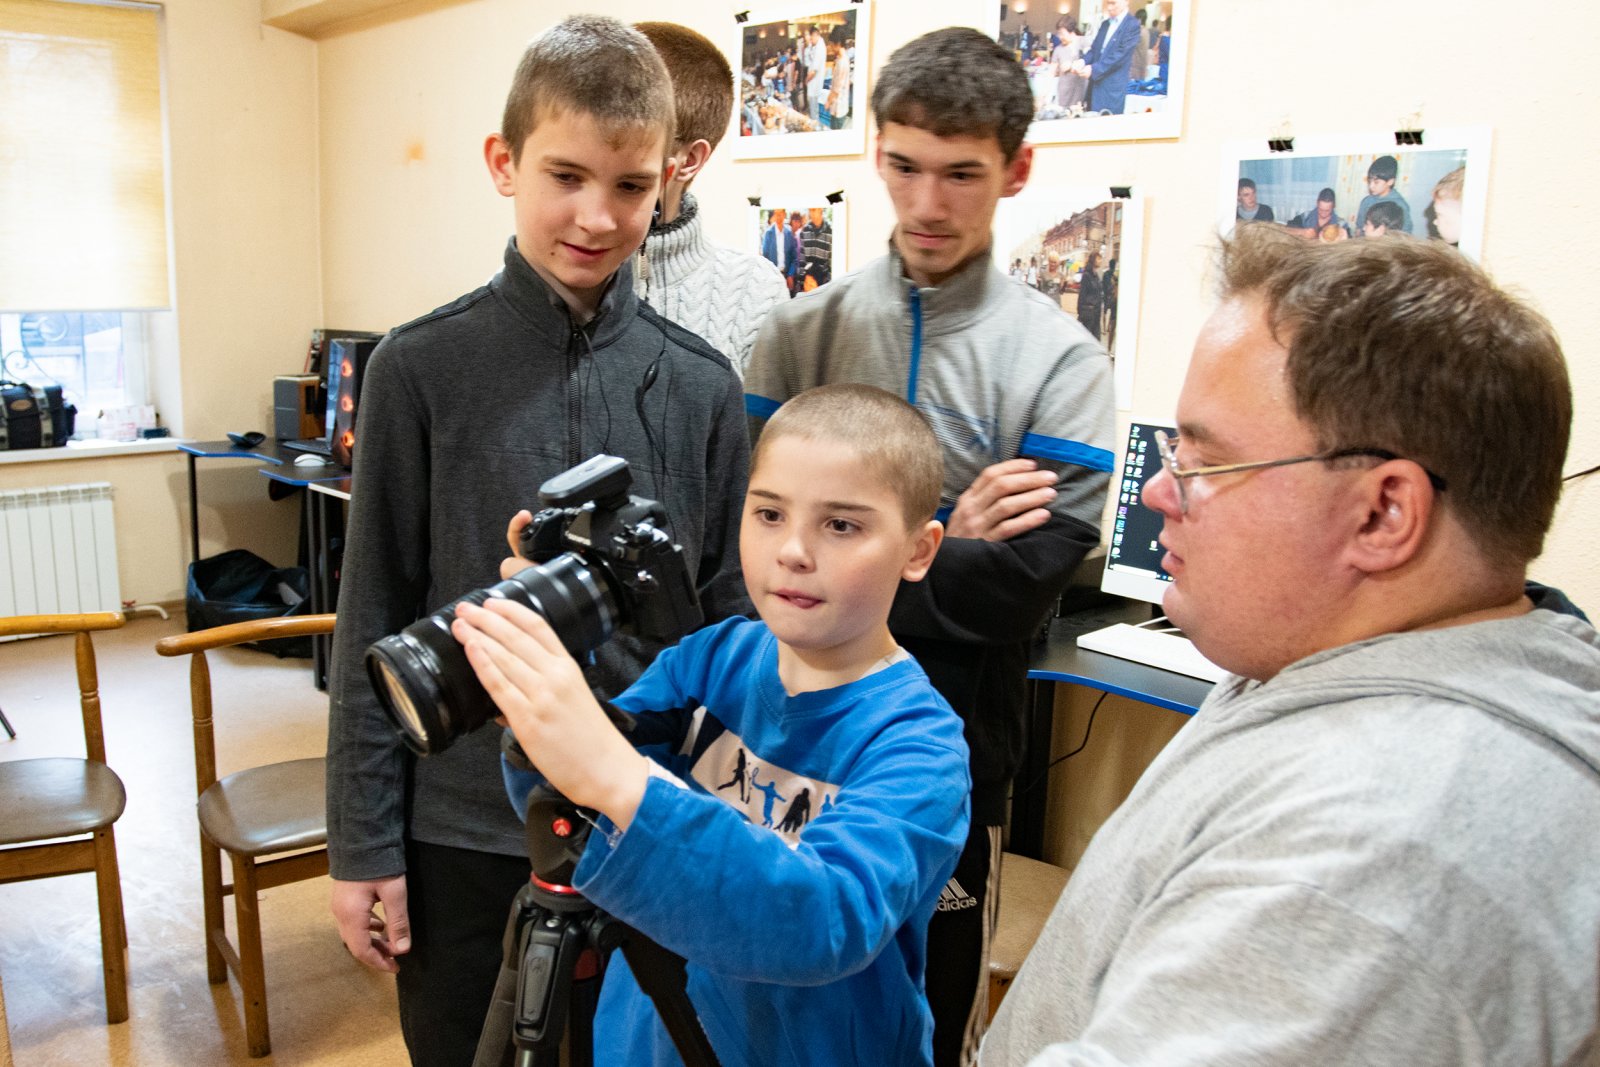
[
  {"left": 273, "top": 375, "right": 322, "bottom": 440},
  {"left": 329, "top": 338, "right": 380, "bottom": 469}
]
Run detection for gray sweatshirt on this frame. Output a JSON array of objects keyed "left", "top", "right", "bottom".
[{"left": 982, "top": 609, "right": 1600, "bottom": 1067}]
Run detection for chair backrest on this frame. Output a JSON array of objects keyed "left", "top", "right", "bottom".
[
  {"left": 0, "top": 612, "right": 125, "bottom": 761},
  {"left": 154, "top": 615, "right": 337, "bottom": 796}
]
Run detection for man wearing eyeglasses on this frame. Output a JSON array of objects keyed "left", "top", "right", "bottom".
[{"left": 980, "top": 225, "right": 1600, "bottom": 1066}]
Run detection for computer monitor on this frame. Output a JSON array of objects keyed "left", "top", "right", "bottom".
[
  {"left": 1076, "top": 416, "right": 1228, "bottom": 683},
  {"left": 1101, "top": 418, "right": 1177, "bottom": 607}
]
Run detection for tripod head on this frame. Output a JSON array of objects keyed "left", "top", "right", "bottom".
[{"left": 478, "top": 731, "right": 721, "bottom": 1067}]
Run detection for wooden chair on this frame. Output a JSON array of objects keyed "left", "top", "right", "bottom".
[
  {"left": 155, "top": 613, "right": 337, "bottom": 1057},
  {"left": 987, "top": 852, "right": 1072, "bottom": 1022},
  {"left": 0, "top": 611, "right": 129, "bottom": 1024}
]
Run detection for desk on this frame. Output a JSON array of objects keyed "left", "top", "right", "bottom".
[
  {"left": 1009, "top": 599, "right": 1215, "bottom": 860},
  {"left": 179, "top": 440, "right": 348, "bottom": 687},
  {"left": 259, "top": 469, "right": 349, "bottom": 689},
  {"left": 178, "top": 439, "right": 292, "bottom": 564}
]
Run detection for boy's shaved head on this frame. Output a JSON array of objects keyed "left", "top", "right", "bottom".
[{"left": 755, "top": 385, "right": 944, "bottom": 528}]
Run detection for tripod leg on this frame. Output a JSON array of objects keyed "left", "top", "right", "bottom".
[{"left": 615, "top": 934, "right": 723, "bottom": 1067}]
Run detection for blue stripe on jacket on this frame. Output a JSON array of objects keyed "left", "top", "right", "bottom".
[{"left": 1020, "top": 432, "right": 1115, "bottom": 471}]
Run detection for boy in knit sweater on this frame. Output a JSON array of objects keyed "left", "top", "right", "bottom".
[
  {"left": 455, "top": 384, "right": 970, "bottom": 1066},
  {"left": 325, "top": 18, "right": 750, "bottom": 1066},
  {"left": 634, "top": 22, "right": 789, "bottom": 377}
]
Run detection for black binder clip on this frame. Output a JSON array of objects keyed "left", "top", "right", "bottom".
[
  {"left": 825, "top": 190, "right": 845, "bottom": 204},
  {"left": 1109, "top": 186, "right": 1132, "bottom": 199},
  {"left": 747, "top": 196, "right": 763, "bottom": 207},
  {"left": 734, "top": 10, "right": 750, "bottom": 23},
  {"left": 1394, "top": 129, "right": 1424, "bottom": 146},
  {"left": 1267, "top": 137, "right": 1295, "bottom": 153}
]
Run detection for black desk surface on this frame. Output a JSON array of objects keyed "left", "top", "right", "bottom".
[{"left": 1030, "top": 598, "right": 1214, "bottom": 716}]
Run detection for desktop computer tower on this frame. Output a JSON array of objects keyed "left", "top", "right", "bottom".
[{"left": 329, "top": 337, "right": 380, "bottom": 469}]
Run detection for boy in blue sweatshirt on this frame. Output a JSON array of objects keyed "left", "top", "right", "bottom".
[{"left": 453, "top": 384, "right": 972, "bottom": 1065}]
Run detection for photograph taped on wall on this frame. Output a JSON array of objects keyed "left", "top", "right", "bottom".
[
  {"left": 985, "top": 0, "right": 1185, "bottom": 145},
  {"left": 732, "top": 1, "right": 871, "bottom": 159},
  {"left": 993, "top": 189, "right": 1144, "bottom": 407},
  {"left": 748, "top": 195, "right": 848, "bottom": 298},
  {"left": 1220, "top": 128, "right": 1491, "bottom": 261}
]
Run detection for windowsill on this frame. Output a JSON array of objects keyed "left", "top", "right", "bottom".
[{"left": 0, "top": 437, "right": 182, "bottom": 466}]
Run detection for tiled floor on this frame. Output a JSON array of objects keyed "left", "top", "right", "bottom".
[{"left": 0, "top": 613, "right": 408, "bottom": 1066}]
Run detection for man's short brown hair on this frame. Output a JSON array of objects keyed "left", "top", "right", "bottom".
[
  {"left": 754, "top": 385, "right": 944, "bottom": 528},
  {"left": 871, "top": 27, "right": 1034, "bottom": 161},
  {"left": 501, "top": 16, "right": 673, "bottom": 162},
  {"left": 1220, "top": 224, "right": 1571, "bottom": 568},
  {"left": 635, "top": 22, "right": 735, "bottom": 153}
]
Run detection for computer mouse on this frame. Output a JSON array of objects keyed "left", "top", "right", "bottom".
[{"left": 293, "top": 453, "right": 328, "bottom": 467}]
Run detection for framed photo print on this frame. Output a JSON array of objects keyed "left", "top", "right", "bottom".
[
  {"left": 1219, "top": 128, "right": 1491, "bottom": 261},
  {"left": 993, "top": 189, "right": 1145, "bottom": 407},
  {"left": 747, "top": 195, "right": 848, "bottom": 298},
  {"left": 985, "top": 0, "right": 1186, "bottom": 145},
  {"left": 733, "top": 1, "right": 871, "bottom": 159}
]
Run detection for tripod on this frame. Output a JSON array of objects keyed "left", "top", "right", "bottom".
[{"left": 471, "top": 784, "right": 722, "bottom": 1067}]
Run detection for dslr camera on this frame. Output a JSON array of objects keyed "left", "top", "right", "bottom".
[{"left": 366, "top": 454, "right": 702, "bottom": 755}]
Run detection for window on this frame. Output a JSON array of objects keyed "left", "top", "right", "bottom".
[
  {"left": 0, "top": 311, "right": 150, "bottom": 419},
  {"left": 1, "top": 0, "right": 169, "bottom": 430}
]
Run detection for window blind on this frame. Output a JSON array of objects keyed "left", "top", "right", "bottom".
[{"left": 0, "top": 0, "right": 169, "bottom": 311}]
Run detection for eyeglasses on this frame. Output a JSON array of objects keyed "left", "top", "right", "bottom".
[{"left": 1154, "top": 430, "right": 1448, "bottom": 514}]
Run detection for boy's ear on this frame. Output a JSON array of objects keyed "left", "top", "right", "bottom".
[
  {"left": 900, "top": 520, "right": 945, "bottom": 583},
  {"left": 1002, "top": 142, "right": 1034, "bottom": 199},
  {"left": 671, "top": 138, "right": 714, "bottom": 187},
  {"left": 485, "top": 133, "right": 516, "bottom": 197}
]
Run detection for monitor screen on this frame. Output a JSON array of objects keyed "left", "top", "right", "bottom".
[{"left": 1101, "top": 418, "right": 1177, "bottom": 606}]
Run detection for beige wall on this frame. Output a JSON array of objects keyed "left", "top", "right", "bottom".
[
  {"left": 312, "top": 0, "right": 1600, "bottom": 611},
  {"left": 7, "top": 1, "right": 325, "bottom": 606},
  {"left": 16, "top": 1, "right": 1593, "bottom": 714}
]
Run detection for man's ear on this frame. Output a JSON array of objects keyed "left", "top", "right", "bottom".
[
  {"left": 485, "top": 133, "right": 516, "bottom": 197},
  {"left": 672, "top": 139, "right": 713, "bottom": 187},
  {"left": 1346, "top": 464, "right": 1435, "bottom": 575},
  {"left": 901, "top": 520, "right": 946, "bottom": 583},
  {"left": 1002, "top": 142, "right": 1035, "bottom": 198}
]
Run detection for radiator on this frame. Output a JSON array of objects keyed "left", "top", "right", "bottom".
[{"left": 0, "top": 482, "right": 122, "bottom": 634}]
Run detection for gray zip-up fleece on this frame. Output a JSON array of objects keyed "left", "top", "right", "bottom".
[
  {"left": 745, "top": 246, "right": 1115, "bottom": 825},
  {"left": 326, "top": 239, "right": 751, "bottom": 880},
  {"left": 982, "top": 609, "right": 1600, "bottom": 1067}
]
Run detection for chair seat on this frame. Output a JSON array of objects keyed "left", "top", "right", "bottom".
[
  {"left": 0, "top": 758, "right": 126, "bottom": 845},
  {"left": 198, "top": 757, "right": 327, "bottom": 857},
  {"left": 990, "top": 853, "right": 1072, "bottom": 982}
]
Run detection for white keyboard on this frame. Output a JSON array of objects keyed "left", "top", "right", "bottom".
[{"left": 1076, "top": 622, "right": 1229, "bottom": 683}]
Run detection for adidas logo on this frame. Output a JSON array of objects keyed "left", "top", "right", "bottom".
[{"left": 936, "top": 877, "right": 978, "bottom": 912}]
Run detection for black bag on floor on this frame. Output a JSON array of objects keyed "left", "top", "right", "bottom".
[
  {"left": 0, "top": 379, "right": 77, "bottom": 449},
  {"left": 185, "top": 549, "right": 313, "bottom": 658}
]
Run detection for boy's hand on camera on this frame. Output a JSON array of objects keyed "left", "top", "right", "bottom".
[
  {"left": 500, "top": 510, "right": 535, "bottom": 579},
  {"left": 330, "top": 875, "right": 410, "bottom": 973},
  {"left": 452, "top": 599, "right": 649, "bottom": 829},
  {"left": 946, "top": 459, "right": 1058, "bottom": 542}
]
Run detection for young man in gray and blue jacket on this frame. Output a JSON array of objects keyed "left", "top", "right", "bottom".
[{"left": 744, "top": 27, "right": 1116, "bottom": 1067}]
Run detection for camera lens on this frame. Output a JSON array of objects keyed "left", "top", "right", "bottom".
[{"left": 365, "top": 553, "right": 619, "bottom": 754}]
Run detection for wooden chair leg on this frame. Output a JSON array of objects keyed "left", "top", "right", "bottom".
[
  {"left": 200, "top": 837, "right": 227, "bottom": 984},
  {"left": 92, "top": 826, "right": 129, "bottom": 1024},
  {"left": 230, "top": 854, "right": 271, "bottom": 1058}
]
